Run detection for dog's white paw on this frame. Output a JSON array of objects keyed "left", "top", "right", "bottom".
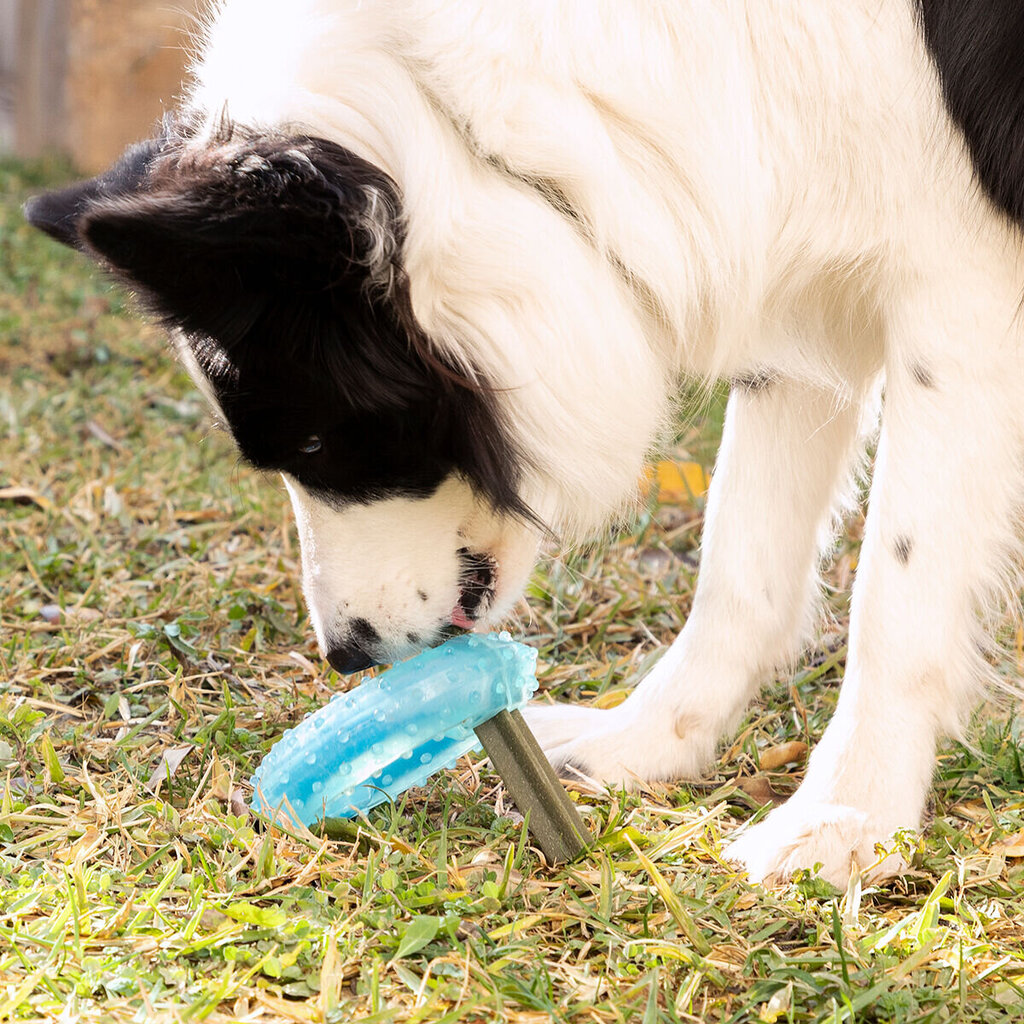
[
  {"left": 520, "top": 702, "right": 609, "bottom": 753},
  {"left": 725, "top": 798, "right": 911, "bottom": 887},
  {"left": 521, "top": 700, "right": 718, "bottom": 788}
]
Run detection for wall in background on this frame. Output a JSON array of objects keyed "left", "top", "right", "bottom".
[
  {"left": 2, "top": 0, "right": 201, "bottom": 173},
  {"left": 0, "top": 1, "right": 16, "bottom": 152}
]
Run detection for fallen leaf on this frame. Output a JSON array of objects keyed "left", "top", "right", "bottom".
[
  {"left": 993, "top": 830, "right": 1024, "bottom": 858},
  {"left": 146, "top": 745, "right": 195, "bottom": 794},
  {"left": 736, "top": 776, "right": 784, "bottom": 806},
  {"left": 952, "top": 800, "right": 989, "bottom": 823},
  {"left": 200, "top": 908, "right": 229, "bottom": 931},
  {"left": 593, "top": 689, "right": 629, "bottom": 709},
  {"left": 55, "top": 826, "right": 104, "bottom": 864},
  {"left": 173, "top": 507, "right": 222, "bottom": 522},
  {"left": 760, "top": 981, "right": 793, "bottom": 1022},
  {"left": 0, "top": 486, "right": 53, "bottom": 510},
  {"left": 229, "top": 788, "right": 249, "bottom": 818},
  {"left": 209, "top": 752, "right": 232, "bottom": 802},
  {"left": 759, "top": 741, "right": 808, "bottom": 771},
  {"left": 255, "top": 992, "right": 318, "bottom": 1022}
]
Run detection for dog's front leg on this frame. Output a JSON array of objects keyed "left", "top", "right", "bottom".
[
  {"left": 728, "top": 283, "right": 1024, "bottom": 886},
  {"left": 525, "top": 377, "right": 868, "bottom": 787}
]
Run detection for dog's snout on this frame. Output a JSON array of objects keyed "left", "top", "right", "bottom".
[
  {"left": 326, "top": 643, "right": 376, "bottom": 674},
  {"left": 325, "top": 618, "right": 381, "bottom": 674}
]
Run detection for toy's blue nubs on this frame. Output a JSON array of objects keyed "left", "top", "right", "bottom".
[{"left": 250, "top": 632, "right": 538, "bottom": 825}]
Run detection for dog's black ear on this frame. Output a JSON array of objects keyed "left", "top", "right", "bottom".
[
  {"left": 23, "top": 140, "right": 164, "bottom": 250},
  {"left": 24, "top": 180, "right": 105, "bottom": 249},
  {"left": 60, "top": 137, "right": 400, "bottom": 344}
]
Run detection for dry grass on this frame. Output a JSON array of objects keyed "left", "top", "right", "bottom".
[{"left": 3, "top": 159, "right": 1024, "bottom": 1023}]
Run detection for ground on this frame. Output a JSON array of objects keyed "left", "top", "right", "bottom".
[{"left": 3, "top": 159, "right": 1024, "bottom": 1023}]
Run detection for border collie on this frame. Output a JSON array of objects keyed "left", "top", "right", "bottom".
[{"left": 25, "top": 1, "right": 1024, "bottom": 886}]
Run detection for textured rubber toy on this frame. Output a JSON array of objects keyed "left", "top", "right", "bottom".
[{"left": 250, "top": 632, "right": 538, "bottom": 825}]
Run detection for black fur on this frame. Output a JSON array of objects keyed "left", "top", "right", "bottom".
[
  {"left": 893, "top": 535, "right": 913, "bottom": 566},
  {"left": 910, "top": 361, "right": 936, "bottom": 389},
  {"left": 23, "top": 139, "right": 162, "bottom": 248},
  {"left": 555, "top": 757, "right": 593, "bottom": 784},
  {"left": 732, "top": 370, "right": 775, "bottom": 394},
  {"left": 919, "top": 0, "right": 1024, "bottom": 225},
  {"left": 25, "top": 127, "right": 533, "bottom": 521}
]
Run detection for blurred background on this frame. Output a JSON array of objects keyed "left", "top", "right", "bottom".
[{"left": 0, "top": 0, "right": 201, "bottom": 173}]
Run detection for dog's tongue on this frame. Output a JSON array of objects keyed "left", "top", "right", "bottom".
[{"left": 450, "top": 603, "right": 475, "bottom": 630}]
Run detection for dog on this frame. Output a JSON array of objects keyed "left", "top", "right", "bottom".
[{"left": 24, "top": 0, "right": 1024, "bottom": 885}]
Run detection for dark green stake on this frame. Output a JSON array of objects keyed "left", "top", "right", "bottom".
[{"left": 474, "top": 708, "right": 590, "bottom": 864}]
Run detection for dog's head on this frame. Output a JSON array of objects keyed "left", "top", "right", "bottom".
[{"left": 25, "top": 125, "right": 543, "bottom": 671}]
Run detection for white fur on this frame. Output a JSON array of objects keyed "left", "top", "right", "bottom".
[
  {"left": 284, "top": 473, "right": 539, "bottom": 659},
  {"left": 184, "top": 1, "right": 1024, "bottom": 884}
]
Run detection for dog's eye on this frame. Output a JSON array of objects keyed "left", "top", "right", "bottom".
[{"left": 298, "top": 435, "right": 322, "bottom": 455}]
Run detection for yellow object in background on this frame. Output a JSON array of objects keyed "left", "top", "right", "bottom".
[{"left": 641, "top": 460, "right": 710, "bottom": 504}]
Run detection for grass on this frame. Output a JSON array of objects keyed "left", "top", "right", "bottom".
[{"left": 3, "top": 157, "right": 1024, "bottom": 1023}]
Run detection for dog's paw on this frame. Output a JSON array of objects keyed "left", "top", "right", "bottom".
[
  {"left": 520, "top": 702, "right": 609, "bottom": 753},
  {"left": 725, "top": 798, "right": 910, "bottom": 887},
  {"left": 521, "top": 700, "right": 717, "bottom": 789}
]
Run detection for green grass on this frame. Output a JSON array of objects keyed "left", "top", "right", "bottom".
[{"left": 3, "top": 158, "right": 1024, "bottom": 1023}]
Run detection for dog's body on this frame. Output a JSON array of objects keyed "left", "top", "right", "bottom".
[{"left": 25, "top": 0, "right": 1024, "bottom": 884}]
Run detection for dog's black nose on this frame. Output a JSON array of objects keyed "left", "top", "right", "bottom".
[
  {"left": 325, "top": 618, "right": 381, "bottom": 674},
  {"left": 326, "top": 644, "right": 376, "bottom": 674}
]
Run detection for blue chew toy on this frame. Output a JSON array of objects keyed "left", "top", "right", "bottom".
[
  {"left": 251, "top": 633, "right": 536, "bottom": 823},
  {"left": 250, "top": 632, "right": 589, "bottom": 863}
]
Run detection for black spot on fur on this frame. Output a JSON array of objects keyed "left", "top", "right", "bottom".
[
  {"left": 351, "top": 618, "right": 380, "bottom": 645},
  {"left": 919, "top": 1, "right": 1024, "bottom": 224},
  {"left": 556, "top": 757, "right": 592, "bottom": 783},
  {"left": 406, "top": 632, "right": 420, "bottom": 645},
  {"left": 911, "top": 361, "right": 936, "bottom": 389},
  {"left": 24, "top": 123, "right": 536, "bottom": 523},
  {"left": 417, "top": 589, "right": 429, "bottom": 603},
  {"left": 893, "top": 535, "right": 913, "bottom": 566},
  {"left": 732, "top": 369, "right": 775, "bottom": 394}
]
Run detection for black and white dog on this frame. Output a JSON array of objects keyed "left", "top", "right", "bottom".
[{"left": 25, "top": 1, "right": 1024, "bottom": 885}]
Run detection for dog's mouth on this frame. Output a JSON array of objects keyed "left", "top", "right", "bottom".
[{"left": 449, "top": 548, "right": 497, "bottom": 630}]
